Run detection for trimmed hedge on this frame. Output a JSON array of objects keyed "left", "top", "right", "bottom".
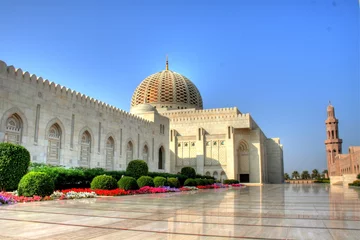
[
  {"left": 181, "top": 167, "right": 196, "bottom": 179},
  {"left": 148, "top": 172, "right": 187, "bottom": 185},
  {"left": 126, "top": 160, "right": 148, "bottom": 179},
  {"left": 154, "top": 176, "right": 167, "bottom": 187},
  {"left": 0, "top": 143, "right": 31, "bottom": 191},
  {"left": 349, "top": 180, "right": 360, "bottom": 186},
  {"left": 91, "top": 175, "right": 118, "bottom": 190},
  {"left": 18, "top": 172, "right": 55, "bottom": 197},
  {"left": 137, "top": 176, "right": 154, "bottom": 188},
  {"left": 223, "top": 179, "right": 239, "bottom": 184},
  {"left": 167, "top": 177, "right": 180, "bottom": 188},
  {"left": 195, "top": 178, "right": 206, "bottom": 186},
  {"left": 30, "top": 165, "right": 127, "bottom": 190},
  {"left": 184, "top": 178, "right": 197, "bottom": 187},
  {"left": 118, "top": 176, "right": 139, "bottom": 190},
  {"left": 314, "top": 179, "right": 330, "bottom": 183}
]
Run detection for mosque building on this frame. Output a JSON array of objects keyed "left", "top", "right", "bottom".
[
  {"left": 0, "top": 58, "right": 284, "bottom": 184},
  {"left": 324, "top": 103, "right": 360, "bottom": 185}
]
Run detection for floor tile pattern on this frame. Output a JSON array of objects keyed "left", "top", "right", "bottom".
[{"left": 0, "top": 184, "right": 359, "bottom": 239}]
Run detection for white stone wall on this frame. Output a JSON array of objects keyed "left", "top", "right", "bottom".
[
  {"left": 163, "top": 108, "right": 283, "bottom": 183},
  {"left": 266, "top": 138, "right": 284, "bottom": 183},
  {"left": 0, "top": 60, "right": 169, "bottom": 172}
]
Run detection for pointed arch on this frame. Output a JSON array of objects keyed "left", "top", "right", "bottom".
[
  {"left": 142, "top": 143, "right": 149, "bottom": 163},
  {"left": 213, "top": 171, "right": 218, "bottom": 180},
  {"left": 1, "top": 107, "right": 28, "bottom": 143},
  {"left": 158, "top": 145, "right": 165, "bottom": 170},
  {"left": 45, "top": 117, "right": 65, "bottom": 147},
  {"left": 78, "top": 127, "right": 94, "bottom": 168},
  {"left": 46, "top": 122, "right": 62, "bottom": 165},
  {"left": 105, "top": 135, "right": 115, "bottom": 170},
  {"left": 237, "top": 139, "right": 249, "bottom": 182},
  {"left": 126, "top": 140, "right": 134, "bottom": 164}
]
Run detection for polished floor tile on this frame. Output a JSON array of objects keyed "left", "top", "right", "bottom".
[{"left": 0, "top": 184, "right": 360, "bottom": 239}]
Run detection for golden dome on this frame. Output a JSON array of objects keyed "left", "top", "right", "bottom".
[{"left": 131, "top": 60, "right": 203, "bottom": 110}]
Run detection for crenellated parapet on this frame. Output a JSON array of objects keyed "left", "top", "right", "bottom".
[
  {"left": 160, "top": 107, "right": 251, "bottom": 123},
  {"left": 0, "top": 60, "right": 151, "bottom": 125}
]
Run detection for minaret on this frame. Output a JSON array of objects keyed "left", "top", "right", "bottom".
[
  {"left": 165, "top": 55, "right": 169, "bottom": 70},
  {"left": 324, "top": 102, "right": 342, "bottom": 176}
]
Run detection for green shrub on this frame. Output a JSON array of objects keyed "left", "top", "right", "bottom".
[
  {"left": 223, "top": 179, "right": 239, "bottom": 184},
  {"left": 154, "top": 176, "right": 167, "bottom": 187},
  {"left": 195, "top": 174, "right": 215, "bottom": 180},
  {"left": 167, "top": 177, "right": 180, "bottom": 188},
  {"left": 349, "top": 180, "right": 360, "bottom": 186},
  {"left": 181, "top": 167, "right": 196, "bottom": 178},
  {"left": 202, "top": 179, "right": 209, "bottom": 185},
  {"left": 137, "top": 176, "right": 154, "bottom": 188},
  {"left": 208, "top": 179, "right": 215, "bottom": 185},
  {"left": 184, "top": 178, "right": 197, "bottom": 187},
  {"left": 126, "top": 160, "right": 148, "bottom": 179},
  {"left": 314, "top": 179, "right": 330, "bottom": 183},
  {"left": 118, "top": 176, "right": 139, "bottom": 190},
  {"left": 357, "top": 174, "right": 360, "bottom": 180},
  {"left": 147, "top": 172, "right": 187, "bottom": 185},
  {"left": 18, "top": 172, "right": 54, "bottom": 197},
  {"left": 0, "top": 143, "right": 31, "bottom": 191},
  {"left": 105, "top": 171, "right": 126, "bottom": 181},
  {"left": 90, "top": 175, "right": 117, "bottom": 190},
  {"left": 195, "top": 178, "right": 206, "bottom": 186}
]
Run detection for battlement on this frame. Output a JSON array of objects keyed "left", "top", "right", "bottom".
[
  {"left": 160, "top": 107, "right": 251, "bottom": 122},
  {"left": 0, "top": 60, "right": 151, "bottom": 125}
]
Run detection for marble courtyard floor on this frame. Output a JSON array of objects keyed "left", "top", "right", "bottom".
[{"left": 0, "top": 184, "right": 360, "bottom": 240}]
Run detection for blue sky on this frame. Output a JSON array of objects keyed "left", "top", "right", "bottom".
[{"left": 1, "top": 0, "right": 359, "bottom": 174}]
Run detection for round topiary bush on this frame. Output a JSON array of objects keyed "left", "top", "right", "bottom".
[
  {"left": 208, "top": 179, "right": 215, "bottom": 185},
  {"left": 126, "top": 160, "right": 148, "bottom": 179},
  {"left": 184, "top": 178, "right": 197, "bottom": 187},
  {"left": 18, "top": 172, "right": 55, "bottom": 197},
  {"left": 357, "top": 174, "right": 360, "bottom": 180},
  {"left": 90, "top": 175, "right": 118, "bottom": 190},
  {"left": 181, "top": 167, "right": 196, "bottom": 179},
  {"left": 0, "top": 143, "right": 31, "bottom": 191},
  {"left": 167, "top": 177, "right": 180, "bottom": 188},
  {"left": 137, "top": 176, "right": 154, "bottom": 188},
  {"left": 195, "top": 178, "right": 206, "bottom": 186},
  {"left": 118, "top": 176, "right": 139, "bottom": 190},
  {"left": 154, "top": 176, "right": 167, "bottom": 187},
  {"left": 202, "top": 179, "right": 209, "bottom": 185}
]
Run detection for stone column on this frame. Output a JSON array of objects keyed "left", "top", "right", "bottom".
[
  {"left": 196, "top": 127, "right": 205, "bottom": 175},
  {"left": 226, "top": 126, "right": 235, "bottom": 179}
]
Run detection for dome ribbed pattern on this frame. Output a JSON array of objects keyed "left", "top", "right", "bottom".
[{"left": 131, "top": 70, "right": 203, "bottom": 110}]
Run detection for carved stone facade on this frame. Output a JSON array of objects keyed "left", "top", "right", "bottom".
[
  {"left": 0, "top": 59, "right": 284, "bottom": 183},
  {"left": 0, "top": 60, "right": 170, "bottom": 173}
]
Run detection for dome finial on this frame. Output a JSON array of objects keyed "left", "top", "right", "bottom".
[{"left": 166, "top": 55, "right": 169, "bottom": 70}]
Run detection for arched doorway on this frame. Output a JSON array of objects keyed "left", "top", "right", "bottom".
[
  {"left": 106, "top": 137, "right": 114, "bottom": 170},
  {"left": 158, "top": 146, "right": 165, "bottom": 170},
  {"left": 126, "top": 141, "right": 133, "bottom": 165},
  {"left": 213, "top": 171, "right": 218, "bottom": 180},
  {"left": 142, "top": 145, "right": 149, "bottom": 163},
  {"left": 220, "top": 171, "right": 227, "bottom": 183},
  {"left": 4, "top": 113, "right": 23, "bottom": 144},
  {"left": 238, "top": 140, "right": 250, "bottom": 183},
  {"left": 80, "top": 131, "right": 91, "bottom": 168},
  {"left": 47, "top": 123, "right": 61, "bottom": 165}
]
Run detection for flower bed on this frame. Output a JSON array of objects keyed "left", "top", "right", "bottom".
[{"left": 0, "top": 183, "right": 245, "bottom": 205}]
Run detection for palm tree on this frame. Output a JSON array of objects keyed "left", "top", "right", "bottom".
[
  {"left": 284, "top": 173, "right": 290, "bottom": 180},
  {"left": 301, "top": 170, "right": 310, "bottom": 179},
  {"left": 292, "top": 171, "right": 300, "bottom": 179},
  {"left": 312, "top": 169, "right": 319, "bottom": 179}
]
